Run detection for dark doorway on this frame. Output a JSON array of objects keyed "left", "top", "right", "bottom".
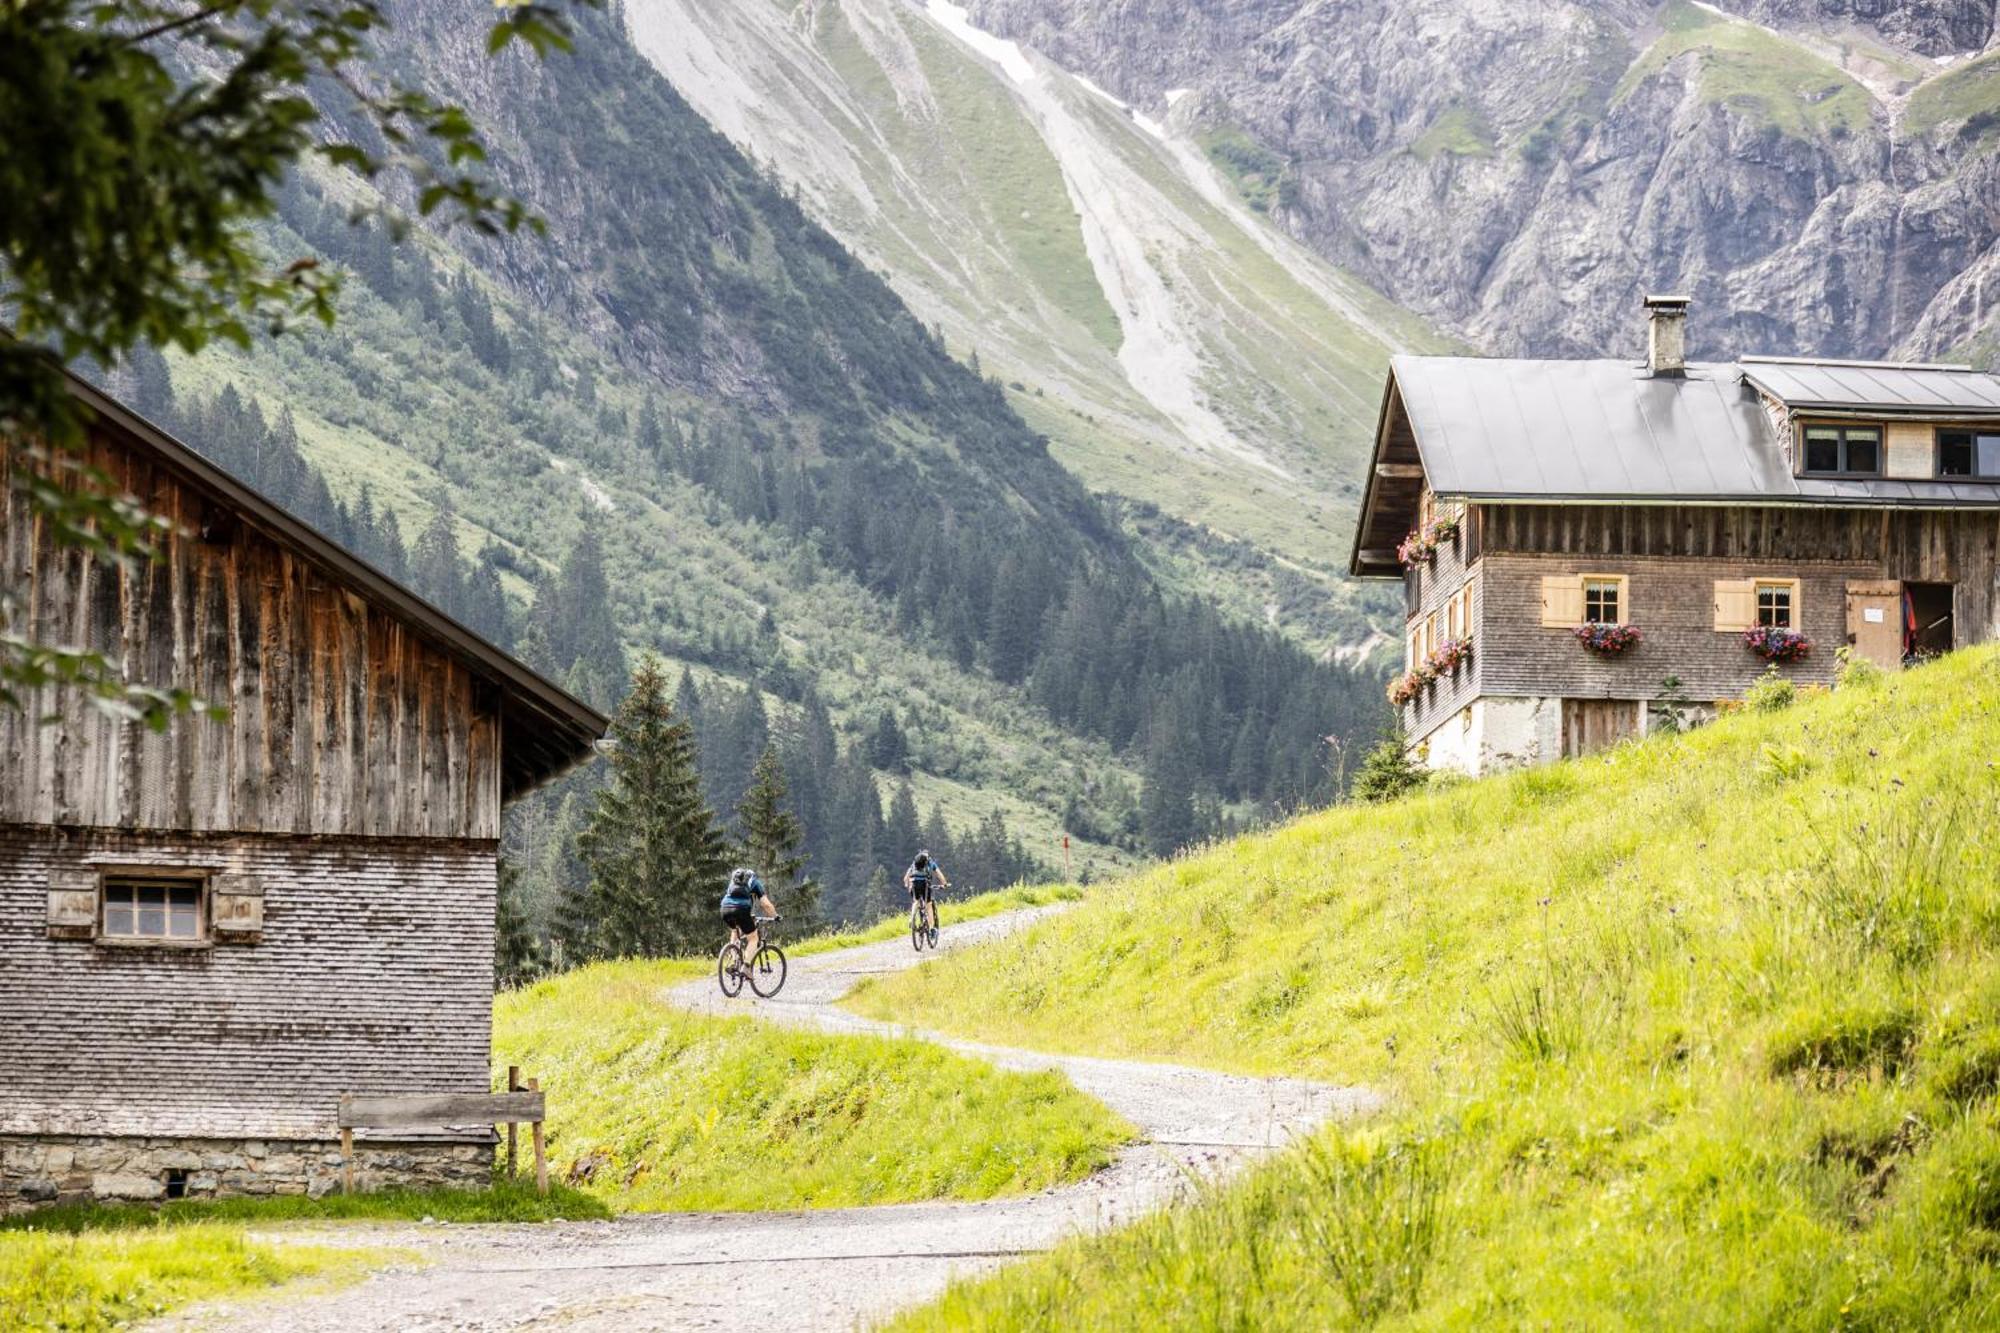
[{"left": 1904, "top": 583, "right": 1954, "bottom": 662}]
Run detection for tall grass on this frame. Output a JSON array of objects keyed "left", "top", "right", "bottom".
[
  {"left": 870, "top": 646, "right": 2000, "bottom": 1328},
  {"left": 494, "top": 950, "right": 1129, "bottom": 1211},
  {"left": 1298, "top": 1134, "right": 1454, "bottom": 1324},
  {"left": 0, "top": 1226, "right": 367, "bottom": 1332}
]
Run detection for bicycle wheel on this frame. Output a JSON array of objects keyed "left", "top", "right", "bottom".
[
  {"left": 748, "top": 942, "right": 787, "bottom": 998},
  {"left": 717, "top": 941, "right": 745, "bottom": 998},
  {"left": 910, "top": 904, "right": 926, "bottom": 952},
  {"left": 926, "top": 905, "right": 939, "bottom": 948}
]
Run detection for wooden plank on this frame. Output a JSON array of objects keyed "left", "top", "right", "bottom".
[
  {"left": 530, "top": 1077, "right": 547, "bottom": 1196},
  {"left": 337, "top": 1091, "right": 545, "bottom": 1129}
]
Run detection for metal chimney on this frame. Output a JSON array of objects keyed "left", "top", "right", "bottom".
[{"left": 1643, "top": 294, "right": 1690, "bottom": 377}]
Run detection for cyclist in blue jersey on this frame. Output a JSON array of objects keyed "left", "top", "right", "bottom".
[
  {"left": 903, "top": 851, "right": 948, "bottom": 935},
  {"left": 719, "top": 867, "right": 777, "bottom": 960}
]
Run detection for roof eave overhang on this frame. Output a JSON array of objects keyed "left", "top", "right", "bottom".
[
  {"left": 1437, "top": 490, "right": 2000, "bottom": 510},
  {"left": 64, "top": 373, "right": 611, "bottom": 795},
  {"left": 1347, "top": 369, "right": 1422, "bottom": 578}
]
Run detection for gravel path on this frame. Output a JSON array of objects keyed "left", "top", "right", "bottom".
[{"left": 150, "top": 906, "right": 1376, "bottom": 1332}]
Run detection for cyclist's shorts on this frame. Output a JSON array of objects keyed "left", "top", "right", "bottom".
[
  {"left": 908, "top": 879, "right": 933, "bottom": 902},
  {"left": 721, "top": 904, "right": 757, "bottom": 936}
]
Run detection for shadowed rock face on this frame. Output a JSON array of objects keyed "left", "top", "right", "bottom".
[{"left": 965, "top": 0, "right": 2000, "bottom": 363}]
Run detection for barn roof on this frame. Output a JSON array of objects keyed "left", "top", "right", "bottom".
[
  {"left": 69, "top": 373, "right": 608, "bottom": 799},
  {"left": 1350, "top": 354, "right": 2000, "bottom": 577}
]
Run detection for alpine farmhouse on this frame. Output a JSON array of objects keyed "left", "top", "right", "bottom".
[
  {"left": 1352, "top": 297, "right": 2000, "bottom": 774},
  {"left": 1, "top": 374, "right": 607, "bottom": 1211}
]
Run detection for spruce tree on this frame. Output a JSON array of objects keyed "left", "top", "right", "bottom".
[
  {"left": 495, "top": 859, "right": 540, "bottom": 989},
  {"left": 575, "top": 657, "right": 727, "bottom": 959},
  {"left": 737, "top": 746, "right": 817, "bottom": 929}
]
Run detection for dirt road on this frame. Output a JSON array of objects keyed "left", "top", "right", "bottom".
[{"left": 151, "top": 907, "right": 1375, "bottom": 1332}]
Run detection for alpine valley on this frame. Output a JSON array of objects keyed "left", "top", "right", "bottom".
[{"left": 121, "top": 0, "right": 2000, "bottom": 927}]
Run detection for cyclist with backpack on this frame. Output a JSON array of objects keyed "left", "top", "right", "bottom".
[
  {"left": 720, "top": 866, "right": 778, "bottom": 962},
  {"left": 903, "top": 850, "right": 948, "bottom": 935}
]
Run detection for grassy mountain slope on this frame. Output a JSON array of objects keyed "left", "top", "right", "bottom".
[
  {"left": 624, "top": 0, "right": 1447, "bottom": 653},
  {"left": 856, "top": 648, "right": 2000, "bottom": 1327}
]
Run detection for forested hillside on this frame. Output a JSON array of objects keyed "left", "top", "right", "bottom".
[{"left": 116, "top": 4, "right": 1383, "bottom": 944}]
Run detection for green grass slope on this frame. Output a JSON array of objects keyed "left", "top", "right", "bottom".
[
  {"left": 0, "top": 1225, "right": 369, "bottom": 1332},
  {"left": 494, "top": 947, "right": 1128, "bottom": 1211},
  {"left": 859, "top": 647, "right": 2000, "bottom": 1328}
]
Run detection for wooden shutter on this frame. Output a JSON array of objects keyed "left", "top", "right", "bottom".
[
  {"left": 1780, "top": 578, "right": 1804, "bottom": 628},
  {"left": 1540, "top": 575, "right": 1584, "bottom": 628},
  {"left": 1714, "top": 579, "right": 1756, "bottom": 631},
  {"left": 46, "top": 869, "right": 97, "bottom": 940},
  {"left": 212, "top": 873, "right": 264, "bottom": 942}
]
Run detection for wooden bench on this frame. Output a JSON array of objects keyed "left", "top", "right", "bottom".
[{"left": 337, "top": 1075, "right": 548, "bottom": 1195}]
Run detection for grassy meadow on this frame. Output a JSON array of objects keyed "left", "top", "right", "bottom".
[
  {"left": 491, "top": 882, "right": 1126, "bottom": 1212},
  {"left": 857, "top": 646, "right": 2000, "bottom": 1328}
]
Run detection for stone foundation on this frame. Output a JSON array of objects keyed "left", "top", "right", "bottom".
[{"left": 0, "top": 1133, "right": 492, "bottom": 1214}]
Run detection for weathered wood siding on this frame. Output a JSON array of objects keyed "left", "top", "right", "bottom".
[
  {"left": 0, "top": 432, "right": 501, "bottom": 838},
  {"left": 1397, "top": 506, "right": 1483, "bottom": 741},
  {"left": 0, "top": 827, "right": 497, "bottom": 1140},
  {"left": 1470, "top": 504, "right": 2000, "bottom": 703}
]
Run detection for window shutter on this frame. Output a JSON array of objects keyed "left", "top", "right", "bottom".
[
  {"left": 1785, "top": 578, "right": 1804, "bottom": 628},
  {"left": 212, "top": 873, "right": 264, "bottom": 942},
  {"left": 1541, "top": 575, "right": 1584, "bottom": 628},
  {"left": 1714, "top": 580, "right": 1756, "bottom": 631},
  {"left": 46, "top": 869, "right": 97, "bottom": 940}
]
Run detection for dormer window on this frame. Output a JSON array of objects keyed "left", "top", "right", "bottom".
[
  {"left": 1938, "top": 428, "right": 2000, "bottom": 480},
  {"left": 1802, "top": 424, "right": 1880, "bottom": 476}
]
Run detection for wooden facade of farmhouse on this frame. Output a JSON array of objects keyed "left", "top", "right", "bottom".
[
  {"left": 1352, "top": 299, "right": 2000, "bottom": 774},
  {"left": 0, "top": 375, "right": 606, "bottom": 1211}
]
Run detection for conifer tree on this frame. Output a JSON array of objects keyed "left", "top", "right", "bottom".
[
  {"left": 495, "top": 859, "right": 540, "bottom": 989},
  {"left": 737, "top": 746, "right": 817, "bottom": 929},
  {"left": 575, "top": 657, "right": 727, "bottom": 958}
]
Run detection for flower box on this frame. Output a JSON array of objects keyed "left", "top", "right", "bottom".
[
  {"left": 1426, "top": 638, "right": 1471, "bottom": 675},
  {"left": 1574, "top": 623, "right": 1642, "bottom": 655},
  {"left": 1395, "top": 516, "right": 1461, "bottom": 568},
  {"left": 1743, "top": 626, "right": 1811, "bottom": 662}
]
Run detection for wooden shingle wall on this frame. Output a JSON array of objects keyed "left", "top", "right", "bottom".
[
  {"left": 0, "top": 431, "right": 502, "bottom": 839},
  {"left": 0, "top": 827, "right": 497, "bottom": 1140}
]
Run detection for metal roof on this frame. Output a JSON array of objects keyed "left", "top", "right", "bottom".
[
  {"left": 66, "top": 371, "right": 610, "bottom": 799},
  {"left": 1740, "top": 358, "right": 2000, "bottom": 416},
  {"left": 1386, "top": 354, "right": 2000, "bottom": 506}
]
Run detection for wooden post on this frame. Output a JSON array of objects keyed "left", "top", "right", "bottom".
[
  {"left": 505, "top": 1065, "right": 520, "bottom": 1179},
  {"left": 338, "top": 1093, "right": 355, "bottom": 1195},
  {"left": 1061, "top": 835, "right": 1071, "bottom": 882},
  {"left": 528, "top": 1077, "right": 547, "bottom": 1196}
]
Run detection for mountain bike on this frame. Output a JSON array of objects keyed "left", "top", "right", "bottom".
[
  {"left": 909, "top": 890, "right": 940, "bottom": 952},
  {"left": 717, "top": 915, "right": 786, "bottom": 998}
]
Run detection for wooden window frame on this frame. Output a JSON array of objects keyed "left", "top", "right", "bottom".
[
  {"left": 1936, "top": 425, "right": 2000, "bottom": 481},
  {"left": 1753, "top": 578, "right": 1797, "bottom": 630},
  {"left": 96, "top": 869, "right": 212, "bottom": 949},
  {"left": 1581, "top": 574, "right": 1627, "bottom": 626},
  {"left": 1799, "top": 421, "right": 1883, "bottom": 478}
]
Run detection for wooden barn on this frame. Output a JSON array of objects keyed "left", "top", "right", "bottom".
[
  {"left": 0, "top": 373, "right": 606, "bottom": 1211},
  {"left": 1351, "top": 296, "right": 2000, "bottom": 774}
]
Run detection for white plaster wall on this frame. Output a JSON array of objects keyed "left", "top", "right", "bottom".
[{"left": 1413, "top": 696, "right": 1561, "bottom": 775}]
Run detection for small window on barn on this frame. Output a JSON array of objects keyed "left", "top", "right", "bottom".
[
  {"left": 1755, "top": 580, "right": 1795, "bottom": 629},
  {"left": 101, "top": 874, "right": 206, "bottom": 943},
  {"left": 1802, "top": 425, "right": 1881, "bottom": 476},
  {"left": 1938, "top": 429, "right": 2000, "bottom": 480},
  {"left": 1583, "top": 578, "right": 1623, "bottom": 625}
]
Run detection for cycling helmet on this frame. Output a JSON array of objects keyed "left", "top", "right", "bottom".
[
  {"left": 730, "top": 867, "right": 753, "bottom": 888},
  {"left": 914, "top": 851, "right": 930, "bottom": 869}
]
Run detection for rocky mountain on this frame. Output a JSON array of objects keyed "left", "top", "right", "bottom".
[
  {"left": 620, "top": 0, "right": 1451, "bottom": 655},
  {"left": 959, "top": 0, "right": 2000, "bottom": 365}
]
